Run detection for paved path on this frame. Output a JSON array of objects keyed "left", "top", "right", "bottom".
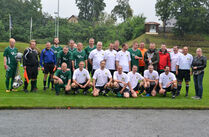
[{"left": 0, "top": 109, "right": 209, "bottom": 137}]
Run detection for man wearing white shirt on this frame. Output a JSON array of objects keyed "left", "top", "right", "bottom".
[
  {"left": 170, "top": 46, "right": 182, "bottom": 75},
  {"left": 176, "top": 47, "right": 193, "bottom": 97},
  {"left": 104, "top": 43, "right": 117, "bottom": 76},
  {"left": 89, "top": 41, "right": 105, "bottom": 76},
  {"left": 144, "top": 65, "right": 159, "bottom": 96},
  {"left": 92, "top": 60, "right": 112, "bottom": 97},
  {"left": 113, "top": 66, "right": 137, "bottom": 98},
  {"left": 128, "top": 66, "right": 147, "bottom": 95},
  {"left": 72, "top": 61, "right": 92, "bottom": 95},
  {"left": 116, "top": 43, "right": 131, "bottom": 73},
  {"left": 159, "top": 66, "right": 177, "bottom": 99}
]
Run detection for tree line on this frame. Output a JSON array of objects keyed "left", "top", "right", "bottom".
[{"left": 0, "top": 0, "right": 144, "bottom": 46}]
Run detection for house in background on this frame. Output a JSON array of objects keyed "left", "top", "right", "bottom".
[
  {"left": 68, "top": 15, "right": 78, "bottom": 23},
  {"left": 159, "top": 18, "right": 177, "bottom": 33},
  {"left": 145, "top": 22, "right": 160, "bottom": 35}
]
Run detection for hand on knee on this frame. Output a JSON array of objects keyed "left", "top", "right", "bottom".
[{"left": 124, "top": 93, "right": 130, "bottom": 98}]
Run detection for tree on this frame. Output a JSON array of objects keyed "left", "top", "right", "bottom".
[
  {"left": 111, "top": 0, "right": 133, "bottom": 22},
  {"left": 155, "top": 0, "right": 173, "bottom": 33},
  {"left": 171, "top": 0, "right": 209, "bottom": 35},
  {"left": 75, "top": 0, "right": 106, "bottom": 22}
]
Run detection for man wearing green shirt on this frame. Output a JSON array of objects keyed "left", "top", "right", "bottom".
[
  {"left": 3, "top": 38, "right": 18, "bottom": 92},
  {"left": 128, "top": 41, "right": 142, "bottom": 71},
  {"left": 57, "top": 46, "right": 72, "bottom": 69},
  {"left": 50, "top": 37, "right": 62, "bottom": 88},
  {"left": 84, "top": 38, "right": 96, "bottom": 74},
  {"left": 68, "top": 40, "right": 76, "bottom": 54},
  {"left": 72, "top": 42, "right": 87, "bottom": 71},
  {"left": 53, "top": 63, "right": 71, "bottom": 95},
  {"left": 51, "top": 37, "right": 63, "bottom": 59}
]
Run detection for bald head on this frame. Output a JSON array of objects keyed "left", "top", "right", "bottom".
[
  {"left": 61, "top": 62, "right": 67, "bottom": 71},
  {"left": 9, "top": 38, "right": 15, "bottom": 48}
]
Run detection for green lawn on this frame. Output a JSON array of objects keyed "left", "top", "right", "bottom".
[{"left": 0, "top": 52, "right": 209, "bottom": 109}]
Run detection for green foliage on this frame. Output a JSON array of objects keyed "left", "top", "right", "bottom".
[
  {"left": 155, "top": 0, "right": 173, "bottom": 32},
  {"left": 156, "top": 0, "right": 209, "bottom": 35},
  {"left": 111, "top": 0, "right": 133, "bottom": 21},
  {"left": 75, "top": 0, "right": 106, "bottom": 22}
]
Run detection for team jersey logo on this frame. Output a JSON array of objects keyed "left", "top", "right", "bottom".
[
  {"left": 60, "top": 75, "right": 66, "bottom": 80},
  {"left": 83, "top": 74, "right": 86, "bottom": 77},
  {"left": 122, "top": 77, "right": 125, "bottom": 81},
  {"left": 169, "top": 77, "right": 172, "bottom": 80}
]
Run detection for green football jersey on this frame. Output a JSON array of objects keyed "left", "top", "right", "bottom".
[
  {"left": 57, "top": 51, "right": 72, "bottom": 68},
  {"left": 3, "top": 46, "right": 18, "bottom": 67},
  {"left": 84, "top": 45, "right": 96, "bottom": 57},
  {"left": 55, "top": 69, "right": 71, "bottom": 84},
  {"left": 68, "top": 47, "right": 76, "bottom": 54},
  {"left": 51, "top": 45, "right": 63, "bottom": 58},
  {"left": 72, "top": 50, "right": 87, "bottom": 69},
  {"left": 128, "top": 48, "right": 142, "bottom": 67}
]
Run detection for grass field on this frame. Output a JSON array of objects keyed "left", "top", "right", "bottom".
[{"left": 0, "top": 50, "right": 209, "bottom": 109}]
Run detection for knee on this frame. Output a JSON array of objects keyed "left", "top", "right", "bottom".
[
  {"left": 54, "top": 80, "right": 58, "bottom": 84},
  {"left": 159, "top": 89, "right": 165, "bottom": 94},
  {"left": 93, "top": 89, "right": 99, "bottom": 97},
  {"left": 88, "top": 82, "right": 93, "bottom": 87},
  {"left": 132, "top": 92, "right": 138, "bottom": 98},
  {"left": 151, "top": 90, "right": 157, "bottom": 96},
  {"left": 113, "top": 82, "right": 119, "bottom": 88},
  {"left": 124, "top": 93, "right": 130, "bottom": 98},
  {"left": 71, "top": 83, "right": 76, "bottom": 88}
]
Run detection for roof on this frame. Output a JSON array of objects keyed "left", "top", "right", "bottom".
[
  {"left": 68, "top": 15, "right": 78, "bottom": 20},
  {"left": 145, "top": 22, "right": 160, "bottom": 25}
]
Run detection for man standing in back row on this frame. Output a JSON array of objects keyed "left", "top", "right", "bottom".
[
  {"left": 50, "top": 37, "right": 62, "bottom": 88},
  {"left": 176, "top": 46, "right": 193, "bottom": 97},
  {"left": 128, "top": 41, "right": 142, "bottom": 72},
  {"left": 138, "top": 42, "right": 147, "bottom": 75},
  {"left": 85, "top": 38, "right": 96, "bottom": 74},
  {"left": 116, "top": 43, "right": 131, "bottom": 73},
  {"left": 89, "top": 41, "right": 105, "bottom": 76}
]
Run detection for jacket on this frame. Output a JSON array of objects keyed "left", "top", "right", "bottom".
[
  {"left": 40, "top": 48, "right": 56, "bottom": 67},
  {"left": 23, "top": 48, "right": 39, "bottom": 67},
  {"left": 144, "top": 49, "right": 159, "bottom": 70},
  {"left": 192, "top": 56, "right": 207, "bottom": 74},
  {"left": 158, "top": 49, "right": 171, "bottom": 70}
]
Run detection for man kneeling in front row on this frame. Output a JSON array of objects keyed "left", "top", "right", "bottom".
[
  {"left": 128, "top": 65, "right": 147, "bottom": 96},
  {"left": 92, "top": 60, "right": 112, "bottom": 97},
  {"left": 113, "top": 66, "right": 137, "bottom": 98},
  {"left": 53, "top": 63, "right": 71, "bottom": 95},
  {"left": 159, "top": 66, "right": 177, "bottom": 99},
  {"left": 72, "top": 61, "right": 92, "bottom": 95}
]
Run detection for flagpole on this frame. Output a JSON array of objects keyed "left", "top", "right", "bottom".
[
  {"left": 30, "top": 17, "right": 33, "bottom": 40},
  {"left": 9, "top": 14, "right": 12, "bottom": 38},
  {"left": 57, "top": 0, "right": 60, "bottom": 38}
]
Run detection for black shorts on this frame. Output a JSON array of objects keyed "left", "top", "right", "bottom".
[
  {"left": 116, "top": 86, "right": 131, "bottom": 95},
  {"left": 44, "top": 63, "right": 55, "bottom": 74},
  {"left": 109, "top": 69, "right": 115, "bottom": 77},
  {"left": 72, "top": 82, "right": 90, "bottom": 91},
  {"left": 138, "top": 66, "right": 145, "bottom": 76},
  {"left": 163, "top": 85, "right": 173, "bottom": 92},
  {"left": 26, "top": 66, "right": 38, "bottom": 79},
  {"left": 178, "top": 69, "right": 190, "bottom": 82},
  {"left": 92, "top": 69, "right": 96, "bottom": 76},
  {"left": 133, "top": 83, "right": 140, "bottom": 91}
]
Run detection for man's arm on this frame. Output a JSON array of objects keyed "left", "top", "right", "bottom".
[
  {"left": 67, "top": 79, "right": 71, "bottom": 87},
  {"left": 4, "top": 57, "right": 7, "bottom": 70},
  {"left": 92, "top": 79, "right": 96, "bottom": 89},
  {"left": 85, "top": 60, "right": 88, "bottom": 69},
  {"left": 129, "top": 61, "right": 131, "bottom": 72}
]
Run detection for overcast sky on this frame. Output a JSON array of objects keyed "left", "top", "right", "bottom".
[{"left": 41, "top": 0, "right": 159, "bottom": 23}]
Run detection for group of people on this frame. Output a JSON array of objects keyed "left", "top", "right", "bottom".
[{"left": 3, "top": 37, "right": 207, "bottom": 99}]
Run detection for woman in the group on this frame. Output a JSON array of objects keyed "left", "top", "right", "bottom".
[{"left": 192, "top": 48, "right": 207, "bottom": 100}]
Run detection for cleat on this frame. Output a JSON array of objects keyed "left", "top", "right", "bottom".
[
  {"left": 56, "top": 92, "right": 59, "bottom": 96},
  {"left": 146, "top": 93, "right": 151, "bottom": 97},
  {"left": 103, "top": 93, "right": 109, "bottom": 97},
  {"left": 74, "top": 90, "right": 79, "bottom": 95},
  {"left": 176, "top": 91, "right": 180, "bottom": 96},
  {"left": 172, "top": 95, "right": 176, "bottom": 99},
  {"left": 43, "top": 87, "right": 47, "bottom": 91},
  {"left": 83, "top": 91, "right": 88, "bottom": 95},
  {"left": 5, "top": 90, "right": 10, "bottom": 93},
  {"left": 23, "top": 89, "right": 28, "bottom": 93}
]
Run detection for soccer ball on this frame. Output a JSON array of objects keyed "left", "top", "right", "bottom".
[
  {"left": 13, "top": 82, "right": 20, "bottom": 89},
  {"left": 15, "top": 52, "right": 23, "bottom": 62},
  {"left": 12, "top": 75, "right": 23, "bottom": 89}
]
